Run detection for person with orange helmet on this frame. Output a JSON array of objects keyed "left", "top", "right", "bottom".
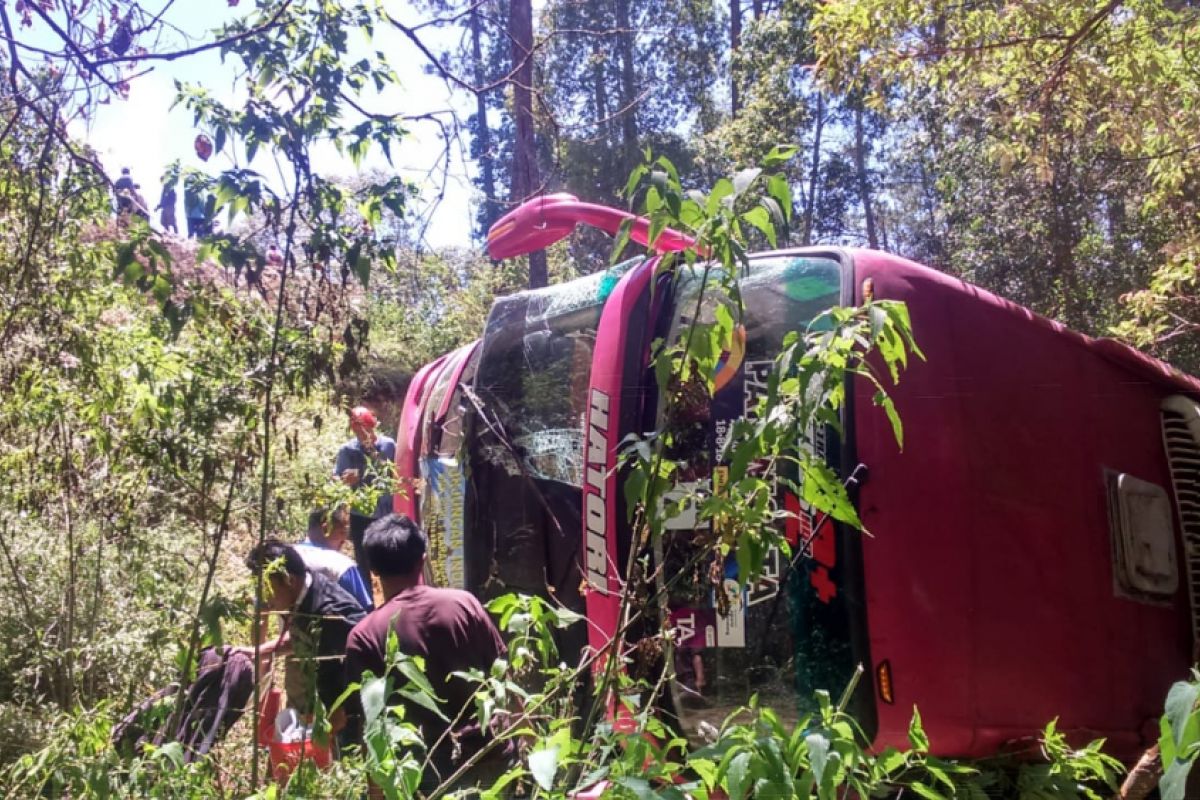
[{"left": 333, "top": 406, "right": 397, "bottom": 519}]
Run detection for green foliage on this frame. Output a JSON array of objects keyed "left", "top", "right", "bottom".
[
  {"left": 0, "top": 587, "right": 1138, "bottom": 798},
  {"left": 365, "top": 248, "right": 529, "bottom": 378},
  {"left": 176, "top": 0, "right": 413, "bottom": 289},
  {"left": 347, "top": 637, "right": 433, "bottom": 800},
  {"left": 615, "top": 150, "right": 921, "bottom": 594},
  {"left": 811, "top": 0, "right": 1200, "bottom": 370},
  {"left": 1159, "top": 670, "right": 1200, "bottom": 800},
  {"left": 1016, "top": 720, "right": 1124, "bottom": 800}
]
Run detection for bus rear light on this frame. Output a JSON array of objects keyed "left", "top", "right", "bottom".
[{"left": 876, "top": 660, "right": 895, "bottom": 705}]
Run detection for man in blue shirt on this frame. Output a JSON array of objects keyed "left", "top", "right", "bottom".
[
  {"left": 333, "top": 406, "right": 397, "bottom": 519},
  {"left": 295, "top": 507, "right": 374, "bottom": 611}
]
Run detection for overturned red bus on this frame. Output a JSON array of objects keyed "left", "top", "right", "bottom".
[{"left": 392, "top": 193, "right": 1200, "bottom": 761}]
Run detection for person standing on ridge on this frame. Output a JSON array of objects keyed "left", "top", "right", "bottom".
[
  {"left": 114, "top": 167, "right": 134, "bottom": 215},
  {"left": 157, "top": 180, "right": 178, "bottom": 235},
  {"left": 184, "top": 178, "right": 207, "bottom": 238},
  {"left": 333, "top": 406, "right": 397, "bottom": 520}
]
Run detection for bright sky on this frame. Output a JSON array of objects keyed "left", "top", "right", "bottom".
[{"left": 70, "top": 1, "right": 478, "bottom": 249}]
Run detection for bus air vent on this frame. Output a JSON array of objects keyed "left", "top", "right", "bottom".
[
  {"left": 1106, "top": 471, "right": 1177, "bottom": 597},
  {"left": 1161, "top": 396, "right": 1200, "bottom": 642}
]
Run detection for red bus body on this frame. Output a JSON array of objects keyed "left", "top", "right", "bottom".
[{"left": 393, "top": 197, "right": 1200, "bottom": 760}]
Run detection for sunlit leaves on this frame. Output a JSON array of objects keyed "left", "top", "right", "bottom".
[
  {"left": 618, "top": 151, "right": 920, "bottom": 608},
  {"left": 174, "top": 0, "right": 414, "bottom": 292},
  {"left": 812, "top": 0, "right": 1200, "bottom": 368}
]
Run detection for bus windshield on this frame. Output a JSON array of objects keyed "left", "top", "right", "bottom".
[
  {"left": 652, "top": 255, "right": 858, "bottom": 739},
  {"left": 463, "top": 260, "right": 638, "bottom": 605}
]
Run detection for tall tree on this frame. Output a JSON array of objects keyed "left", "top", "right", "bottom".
[
  {"left": 851, "top": 101, "right": 878, "bottom": 249},
  {"left": 469, "top": 1, "right": 500, "bottom": 237},
  {"left": 730, "top": 0, "right": 742, "bottom": 116},
  {"left": 537, "top": 0, "right": 722, "bottom": 265},
  {"left": 508, "top": 0, "right": 548, "bottom": 288},
  {"left": 801, "top": 90, "right": 825, "bottom": 245},
  {"left": 615, "top": 0, "right": 640, "bottom": 164}
]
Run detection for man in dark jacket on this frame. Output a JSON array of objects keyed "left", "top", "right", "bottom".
[
  {"left": 114, "top": 167, "right": 134, "bottom": 214},
  {"left": 244, "top": 540, "right": 366, "bottom": 746}
]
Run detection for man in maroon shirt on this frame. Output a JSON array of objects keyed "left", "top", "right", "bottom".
[{"left": 345, "top": 514, "right": 508, "bottom": 791}]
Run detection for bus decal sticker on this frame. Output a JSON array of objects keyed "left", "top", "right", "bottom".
[
  {"left": 584, "top": 387, "right": 611, "bottom": 593},
  {"left": 669, "top": 607, "right": 717, "bottom": 649},
  {"left": 747, "top": 546, "right": 784, "bottom": 607}
]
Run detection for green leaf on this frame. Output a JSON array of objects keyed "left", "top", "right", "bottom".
[
  {"left": 907, "top": 782, "right": 947, "bottom": 800},
  {"left": 394, "top": 658, "right": 445, "bottom": 719},
  {"left": 876, "top": 747, "right": 907, "bottom": 774},
  {"left": 155, "top": 741, "right": 185, "bottom": 770},
  {"left": 908, "top": 706, "right": 930, "bottom": 752},
  {"left": 1162, "top": 713, "right": 1179, "bottom": 766},
  {"left": 1162, "top": 759, "right": 1194, "bottom": 800},
  {"left": 767, "top": 174, "right": 793, "bottom": 222},
  {"left": 708, "top": 179, "right": 734, "bottom": 214},
  {"left": 762, "top": 145, "right": 799, "bottom": 169},
  {"left": 806, "top": 732, "right": 830, "bottom": 785},
  {"left": 397, "top": 686, "right": 448, "bottom": 721},
  {"left": 1166, "top": 679, "right": 1200, "bottom": 749},
  {"left": 611, "top": 217, "right": 635, "bottom": 265},
  {"left": 802, "top": 460, "right": 862, "bottom": 528},
  {"left": 732, "top": 167, "right": 762, "bottom": 196},
  {"left": 360, "top": 674, "right": 387, "bottom": 726},
  {"left": 623, "top": 164, "right": 648, "bottom": 199},
  {"left": 480, "top": 766, "right": 527, "bottom": 800},
  {"left": 648, "top": 215, "right": 667, "bottom": 249},
  {"left": 528, "top": 746, "right": 559, "bottom": 791},
  {"left": 874, "top": 391, "right": 903, "bottom": 449},
  {"left": 726, "top": 750, "right": 752, "bottom": 800},
  {"left": 742, "top": 206, "right": 776, "bottom": 248},
  {"left": 613, "top": 777, "right": 657, "bottom": 799}
]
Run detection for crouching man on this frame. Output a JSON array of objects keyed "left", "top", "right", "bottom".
[
  {"left": 345, "top": 514, "right": 511, "bottom": 792},
  {"left": 245, "top": 540, "right": 366, "bottom": 750}
]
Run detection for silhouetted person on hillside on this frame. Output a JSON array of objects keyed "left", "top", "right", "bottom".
[
  {"left": 130, "top": 184, "right": 150, "bottom": 221},
  {"left": 114, "top": 167, "right": 134, "bottom": 215},
  {"left": 158, "top": 181, "right": 178, "bottom": 234},
  {"left": 184, "top": 182, "right": 211, "bottom": 238}
]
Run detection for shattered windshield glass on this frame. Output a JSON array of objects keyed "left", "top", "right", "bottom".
[{"left": 473, "top": 260, "right": 638, "bottom": 485}]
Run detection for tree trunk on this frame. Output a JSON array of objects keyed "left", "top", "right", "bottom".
[
  {"left": 509, "top": 0, "right": 548, "bottom": 288},
  {"left": 803, "top": 91, "right": 824, "bottom": 246},
  {"left": 1117, "top": 744, "right": 1160, "bottom": 800},
  {"left": 615, "top": 0, "right": 639, "bottom": 171},
  {"left": 853, "top": 103, "right": 878, "bottom": 249},
  {"left": 751, "top": 0, "right": 763, "bottom": 19},
  {"left": 471, "top": 3, "right": 498, "bottom": 235},
  {"left": 592, "top": 41, "right": 609, "bottom": 142},
  {"left": 730, "top": 0, "right": 741, "bottom": 116}
]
